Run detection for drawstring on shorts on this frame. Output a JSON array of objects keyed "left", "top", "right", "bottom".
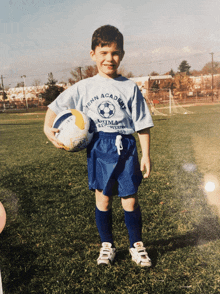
[{"left": 115, "top": 135, "right": 123, "bottom": 155}]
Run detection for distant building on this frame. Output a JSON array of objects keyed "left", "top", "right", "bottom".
[
  {"left": 130, "top": 76, "right": 150, "bottom": 89},
  {"left": 130, "top": 75, "right": 173, "bottom": 90},
  {"left": 2, "top": 74, "right": 220, "bottom": 103},
  {"left": 131, "top": 74, "right": 220, "bottom": 94},
  {"left": 189, "top": 74, "right": 220, "bottom": 90},
  {"left": 2, "top": 83, "right": 69, "bottom": 102}
]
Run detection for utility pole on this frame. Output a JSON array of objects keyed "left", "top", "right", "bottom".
[
  {"left": 1, "top": 75, "right": 4, "bottom": 92},
  {"left": 78, "top": 67, "right": 82, "bottom": 80},
  {"left": 1, "top": 75, "right": 6, "bottom": 100},
  {"left": 210, "top": 52, "right": 214, "bottom": 102},
  {"left": 21, "top": 75, "right": 28, "bottom": 110}
]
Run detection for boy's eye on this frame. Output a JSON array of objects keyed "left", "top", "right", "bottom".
[{"left": 100, "top": 52, "right": 120, "bottom": 57}]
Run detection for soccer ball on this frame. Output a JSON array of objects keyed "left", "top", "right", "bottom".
[
  {"left": 98, "top": 101, "right": 115, "bottom": 118},
  {"left": 53, "top": 109, "right": 94, "bottom": 152}
]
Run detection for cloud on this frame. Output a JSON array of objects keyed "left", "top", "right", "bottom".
[{"left": 151, "top": 46, "right": 206, "bottom": 57}]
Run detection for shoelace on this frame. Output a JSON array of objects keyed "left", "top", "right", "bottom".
[{"left": 115, "top": 135, "right": 123, "bottom": 155}]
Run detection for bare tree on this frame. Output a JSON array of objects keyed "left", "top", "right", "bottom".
[
  {"left": 118, "top": 66, "right": 134, "bottom": 78},
  {"left": 69, "top": 67, "right": 82, "bottom": 85},
  {"left": 83, "top": 65, "right": 98, "bottom": 78},
  {"left": 68, "top": 65, "right": 98, "bottom": 85},
  {"left": 173, "top": 73, "right": 194, "bottom": 99},
  {"left": 201, "top": 62, "right": 220, "bottom": 75},
  {"left": 150, "top": 71, "right": 159, "bottom": 76},
  {"left": 32, "top": 79, "right": 41, "bottom": 87}
]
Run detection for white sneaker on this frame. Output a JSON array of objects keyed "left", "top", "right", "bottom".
[
  {"left": 97, "top": 242, "right": 116, "bottom": 266},
  {"left": 129, "top": 242, "right": 152, "bottom": 267}
]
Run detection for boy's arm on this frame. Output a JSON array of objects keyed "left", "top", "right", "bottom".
[
  {"left": 44, "top": 108, "right": 64, "bottom": 149},
  {"left": 137, "top": 128, "right": 151, "bottom": 178}
]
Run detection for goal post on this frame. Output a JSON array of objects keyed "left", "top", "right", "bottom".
[{"left": 148, "top": 89, "right": 193, "bottom": 116}]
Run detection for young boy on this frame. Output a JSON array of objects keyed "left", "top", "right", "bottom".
[{"left": 44, "top": 25, "right": 154, "bottom": 267}]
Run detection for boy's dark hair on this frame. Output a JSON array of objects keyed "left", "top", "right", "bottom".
[{"left": 91, "top": 25, "right": 124, "bottom": 51}]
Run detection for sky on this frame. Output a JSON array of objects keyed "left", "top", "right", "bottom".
[{"left": 1, "top": 0, "right": 220, "bottom": 87}]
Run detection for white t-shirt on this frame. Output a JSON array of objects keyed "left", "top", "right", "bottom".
[{"left": 49, "top": 74, "right": 154, "bottom": 135}]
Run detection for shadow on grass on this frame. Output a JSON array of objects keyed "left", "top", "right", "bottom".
[
  {"left": 0, "top": 160, "right": 89, "bottom": 292},
  {"left": 0, "top": 227, "right": 44, "bottom": 293},
  {"left": 114, "top": 249, "right": 128, "bottom": 265},
  {"left": 148, "top": 216, "right": 220, "bottom": 267}
]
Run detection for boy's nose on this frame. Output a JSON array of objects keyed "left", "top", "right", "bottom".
[{"left": 106, "top": 53, "right": 113, "bottom": 61}]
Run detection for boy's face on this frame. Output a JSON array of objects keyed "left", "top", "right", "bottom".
[{"left": 90, "top": 42, "right": 124, "bottom": 79}]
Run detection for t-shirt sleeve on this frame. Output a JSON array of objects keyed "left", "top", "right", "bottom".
[
  {"left": 131, "top": 85, "right": 154, "bottom": 132},
  {"left": 48, "top": 84, "right": 80, "bottom": 114}
]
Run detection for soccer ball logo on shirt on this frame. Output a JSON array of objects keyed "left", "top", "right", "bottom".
[{"left": 98, "top": 101, "right": 115, "bottom": 118}]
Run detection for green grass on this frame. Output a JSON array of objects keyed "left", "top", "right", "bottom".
[{"left": 1, "top": 106, "right": 220, "bottom": 293}]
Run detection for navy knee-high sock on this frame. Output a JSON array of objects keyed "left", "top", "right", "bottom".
[
  {"left": 124, "top": 205, "right": 142, "bottom": 248},
  {"left": 95, "top": 207, "right": 114, "bottom": 245}
]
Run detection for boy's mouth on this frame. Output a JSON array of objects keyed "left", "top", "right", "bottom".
[{"left": 104, "top": 65, "right": 115, "bottom": 69}]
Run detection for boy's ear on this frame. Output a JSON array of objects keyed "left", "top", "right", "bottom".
[{"left": 90, "top": 50, "right": 96, "bottom": 61}]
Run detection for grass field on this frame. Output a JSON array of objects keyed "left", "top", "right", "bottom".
[{"left": 0, "top": 105, "right": 220, "bottom": 293}]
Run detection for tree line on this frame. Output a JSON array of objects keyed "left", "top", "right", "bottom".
[
  {"left": 2, "top": 59, "right": 218, "bottom": 105},
  {"left": 42, "top": 65, "right": 135, "bottom": 105},
  {"left": 42, "top": 59, "right": 220, "bottom": 105}
]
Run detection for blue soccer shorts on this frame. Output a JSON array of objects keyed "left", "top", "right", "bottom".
[{"left": 87, "top": 132, "right": 143, "bottom": 197}]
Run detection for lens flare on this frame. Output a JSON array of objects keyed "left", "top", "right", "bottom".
[
  {"left": 205, "top": 181, "right": 216, "bottom": 192},
  {"left": 183, "top": 163, "right": 197, "bottom": 172}
]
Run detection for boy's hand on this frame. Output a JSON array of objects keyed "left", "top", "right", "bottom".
[
  {"left": 44, "top": 108, "right": 65, "bottom": 149},
  {"left": 137, "top": 128, "right": 151, "bottom": 179},
  {"left": 44, "top": 126, "right": 64, "bottom": 149},
  {"left": 140, "top": 156, "right": 151, "bottom": 178}
]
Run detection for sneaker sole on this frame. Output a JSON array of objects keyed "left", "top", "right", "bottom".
[
  {"left": 97, "top": 252, "right": 116, "bottom": 266},
  {"left": 131, "top": 256, "right": 152, "bottom": 267}
]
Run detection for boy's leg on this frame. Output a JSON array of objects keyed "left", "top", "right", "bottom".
[
  {"left": 121, "top": 194, "right": 142, "bottom": 248},
  {"left": 95, "top": 189, "right": 114, "bottom": 245},
  {"left": 122, "top": 194, "right": 151, "bottom": 267},
  {"left": 95, "top": 189, "right": 116, "bottom": 265}
]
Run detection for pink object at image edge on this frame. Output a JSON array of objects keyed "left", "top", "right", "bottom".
[{"left": 0, "top": 202, "right": 6, "bottom": 233}]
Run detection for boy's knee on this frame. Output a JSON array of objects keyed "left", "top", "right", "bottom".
[
  {"left": 121, "top": 194, "right": 139, "bottom": 211},
  {"left": 95, "top": 189, "right": 112, "bottom": 211}
]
